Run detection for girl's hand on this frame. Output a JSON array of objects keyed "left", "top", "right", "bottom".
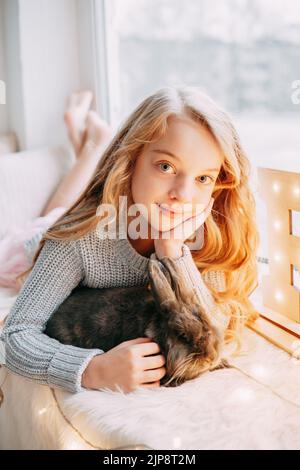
[
  {"left": 154, "top": 197, "right": 214, "bottom": 259},
  {"left": 81, "top": 337, "right": 166, "bottom": 393}
]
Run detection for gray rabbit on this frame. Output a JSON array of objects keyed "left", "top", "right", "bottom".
[{"left": 45, "top": 257, "right": 228, "bottom": 387}]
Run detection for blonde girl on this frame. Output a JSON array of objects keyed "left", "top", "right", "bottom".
[{"left": 1, "top": 85, "right": 259, "bottom": 394}]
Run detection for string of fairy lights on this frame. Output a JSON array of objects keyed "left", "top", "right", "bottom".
[{"left": 263, "top": 179, "right": 300, "bottom": 304}]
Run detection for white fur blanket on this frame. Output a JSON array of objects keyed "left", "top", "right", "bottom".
[{"left": 1, "top": 327, "right": 300, "bottom": 450}]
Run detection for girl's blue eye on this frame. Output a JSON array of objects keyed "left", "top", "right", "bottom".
[
  {"left": 159, "top": 162, "right": 174, "bottom": 173},
  {"left": 197, "top": 175, "right": 213, "bottom": 185}
]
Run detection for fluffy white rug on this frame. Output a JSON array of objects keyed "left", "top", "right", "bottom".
[
  {"left": 60, "top": 328, "right": 300, "bottom": 450},
  {"left": 1, "top": 328, "right": 300, "bottom": 450}
]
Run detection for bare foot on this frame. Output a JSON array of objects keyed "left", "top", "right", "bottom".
[
  {"left": 64, "top": 90, "right": 93, "bottom": 156},
  {"left": 79, "top": 110, "right": 113, "bottom": 160}
]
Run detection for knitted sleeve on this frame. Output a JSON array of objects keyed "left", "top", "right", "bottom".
[
  {"left": 0, "top": 239, "right": 104, "bottom": 393},
  {"left": 151, "top": 244, "right": 230, "bottom": 333}
]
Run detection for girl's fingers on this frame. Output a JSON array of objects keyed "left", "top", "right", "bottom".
[
  {"left": 136, "top": 341, "right": 162, "bottom": 356},
  {"left": 143, "top": 354, "right": 166, "bottom": 370},
  {"left": 141, "top": 367, "right": 166, "bottom": 383}
]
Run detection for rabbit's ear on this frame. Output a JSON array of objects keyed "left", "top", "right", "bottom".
[
  {"left": 148, "top": 259, "right": 176, "bottom": 303},
  {"left": 159, "top": 257, "right": 194, "bottom": 302}
]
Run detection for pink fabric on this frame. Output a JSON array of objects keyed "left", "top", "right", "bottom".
[{"left": 0, "top": 207, "right": 66, "bottom": 290}]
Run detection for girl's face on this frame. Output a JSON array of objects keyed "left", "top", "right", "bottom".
[{"left": 130, "top": 115, "right": 223, "bottom": 233}]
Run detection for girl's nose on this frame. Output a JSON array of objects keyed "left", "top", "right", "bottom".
[{"left": 169, "top": 179, "right": 194, "bottom": 204}]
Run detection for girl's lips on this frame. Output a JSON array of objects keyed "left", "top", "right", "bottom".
[
  {"left": 157, "top": 203, "right": 176, "bottom": 217},
  {"left": 156, "top": 203, "right": 189, "bottom": 218}
]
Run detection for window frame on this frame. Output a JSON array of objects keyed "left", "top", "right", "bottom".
[{"left": 89, "top": 0, "right": 121, "bottom": 128}]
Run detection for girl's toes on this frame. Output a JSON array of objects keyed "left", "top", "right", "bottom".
[
  {"left": 85, "top": 110, "right": 113, "bottom": 148},
  {"left": 67, "top": 90, "right": 93, "bottom": 113},
  {"left": 64, "top": 90, "right": 94, "bottom": 155},
  {"left": 64, "top": 111, "right": 81, "bottom": 153}
]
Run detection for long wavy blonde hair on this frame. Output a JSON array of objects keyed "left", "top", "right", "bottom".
[{"left": 20, "top": 85, "right": 259, "bottom": 352}]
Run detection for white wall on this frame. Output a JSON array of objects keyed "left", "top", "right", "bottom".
[
  {"left": 1, "top": 0, "right": 105, "bottom": 150},
  {"left": 0, "top": 0, "right": 8, "bottom": 133},
  {"left": 17, "top": 0, "right": 81, "bottom": 149},
  {"left": 2, "top": 0, "right": 85, "bottom": 150}
]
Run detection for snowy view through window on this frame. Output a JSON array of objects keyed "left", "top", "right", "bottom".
[{"left": 110, "top": 0, "right": 300, "bottom": 262}]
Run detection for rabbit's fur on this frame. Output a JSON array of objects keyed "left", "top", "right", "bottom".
[{"left": 45, "top": 257, "right": 228, "bottom": 387}]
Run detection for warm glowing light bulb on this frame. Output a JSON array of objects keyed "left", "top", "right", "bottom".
[
  {"left": 273, "top": 182, "right": 280, "bottom": 193},
  {"left": 294, "top": 187, "right": 300, "bottom": 197},
  {"left": 275, "top": 290, "right": 284, "bottom": 302},
  {"left": 273, "top": 220, "right": 281, "bottom": 231},
  {"left": 274, "top": 253, "right": 282, "bottom": 262}
]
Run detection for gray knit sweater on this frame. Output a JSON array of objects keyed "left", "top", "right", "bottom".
[{"left": 1, "top": 228, "right": 230, "bottom": 393}]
